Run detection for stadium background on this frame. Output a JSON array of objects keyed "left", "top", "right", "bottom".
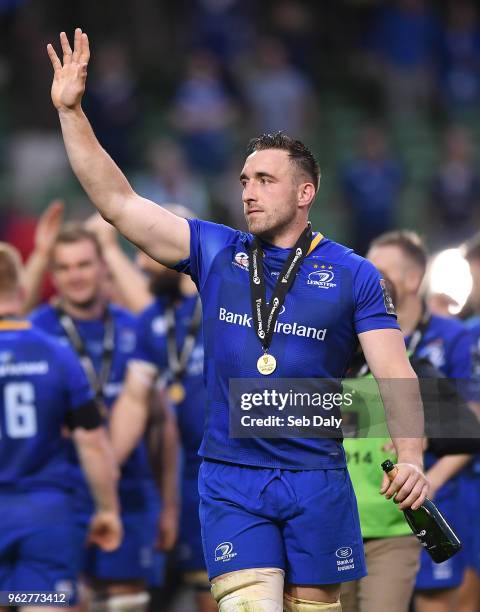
[
  {"left": 1, "top": 0, "right": 480, "bottom": 609},
  {"left": 2, "top": 0, "right": 480, "bottom": 259}
]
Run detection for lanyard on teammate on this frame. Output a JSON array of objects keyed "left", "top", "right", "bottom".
[
  {"left": 351, "top": 304, "right": 432, "bottom": 378},
  {"left": 405, "top": 305, "right": 431, "bottom": 357},
  {"left": 55, "top": 305, "right": 115, "bottom": 403},
  {"left": 248, "top": 224, "right": 313, "bottom": 375},
  {"left": 165, "top": 295, "right": 202, "bottom": 403}
]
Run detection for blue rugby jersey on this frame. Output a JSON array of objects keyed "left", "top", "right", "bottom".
[
  {"left": 409, "top": 314, "right": 476, "bottom": 470},
  {"left": 411, "top": 314, "right": 474, "bottom": 380},
  {"left": 174, "top": 219, "right": 399, "bottom": 469},
  {"left": 466, "top": 316, "right": 480, "bottom": 388},
  {"left": 30, "top": 304, "right": 155, "bottom": 510},
  {"left": 134, "top": 296, "right": 205, "bottom": 477},
  {"left": 463, "top": 317, "right": 480, "bottom": 475},
  {"left": 0, "top": 321, "right": 93, "bottom": 491},
  {"left": 410, "top": 313, "right": 477, "bottom": 586}
]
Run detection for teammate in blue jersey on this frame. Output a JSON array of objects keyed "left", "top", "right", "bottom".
[
  {"left": 0, "top": 242, "right": 121, "bottom": 607},
  {"left": 29, "top": 225, "right": 172, "bottom": 611},
  {"left": 367, "top": 231, "right": 477, "bottom": 612},
  {"left": 110, "top": 243, "right": 216, "bottom": 612},
  {"left": 460, "top": 319, "right": 480, "bottom": 612},
  {"left": 457, "top": 236, "right": 480, "bottom": 612},
  {"left": 48, "top": 29, "right": 429, "bottom": 611}
]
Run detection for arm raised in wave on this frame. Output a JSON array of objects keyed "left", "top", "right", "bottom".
[{"left": 47, "top": 28, "right": 190, "bottom": 266}]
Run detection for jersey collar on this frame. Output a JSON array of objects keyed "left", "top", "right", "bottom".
[{"left": 307, "top": 232, "right": 324, "bottom": 255}]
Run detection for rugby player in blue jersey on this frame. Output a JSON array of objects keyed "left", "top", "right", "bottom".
[
  {"left": 109, "top": 240, "right": 217, "bottom": 612},
  {"left": 0, "top": 242, "right": 121, "bottom": 608},
  {"left": 456, "top": 236, "right": 480, "bottom": 612},
  {"left": 47, "top": 29, "right": 428, "bottom": 611},
  {"left": 367, "top": 231, "right": 477, "bottom": 612},
  {"left": 29, "top": 225, "right": 176, "bottom": 611}
]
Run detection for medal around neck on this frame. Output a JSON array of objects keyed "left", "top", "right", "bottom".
[
  {"left": 168, "top": 381, "right": 186, "bottom": 404},
  {"left": 248, "top": 225, "right": 312, "bottom": 376},
  {"left": 165, "top": 296, "right": 201, "bottom": 401},
  {"left": 257, "top": 353, "right": 277, "bottom": 375}
]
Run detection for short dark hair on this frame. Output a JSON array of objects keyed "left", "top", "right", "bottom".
[
  {"left": 247, "top": 132, "right": 321, "bottom": 191},
  {"left": 54, "top": 223, "right": 103, "bottom": 259},
  {"left": 370, "top": 230, "right": 427, "bottom": 272}
]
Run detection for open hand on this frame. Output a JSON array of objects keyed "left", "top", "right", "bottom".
[
  {"left": 35, "top": 199, "right": 64, "bottom": 256},
  {"left": 47, "top": 28, "right": 90, "bottom": 111}
]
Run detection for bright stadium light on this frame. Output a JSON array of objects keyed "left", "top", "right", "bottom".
[{"left": 428, "top": 248, "right": 472, "bottom": 315}]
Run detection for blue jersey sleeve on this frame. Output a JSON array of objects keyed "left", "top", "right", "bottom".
[
  {"left": 133, "top": 309, "right": 158, "bottom": 367},
  {"left": 30, "top": 303, "right": 58, "bottom": 326},
  {"left": 173, "top": 218, "right": 240, "bottom": 290},
  {"left": 467, "top": 325, "right": 480, "bottom": 401},
  {"left": 447, "top": 328, "right": 475, "bottom": 380},
  {"left": 57, "top": 343, "right": 95, "bottom": 411},
  {"left": 353, "top": 259, "right": 399, "bottom": 334}
]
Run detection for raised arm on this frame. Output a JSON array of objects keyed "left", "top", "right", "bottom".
[
  {"left": 23, "top": 199, "right": 64, "bottom": 313},
  {"left": 47, "top": 29, "right": 190, "bottom": 266},
  {"left": 85, "top": 213, "right": 153, "bottom": 312},
  {"left": 359, "top": 327, "right": 429, "bottom": 510}
]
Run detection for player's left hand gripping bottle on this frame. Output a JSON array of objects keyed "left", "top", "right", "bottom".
[{"left": 381, "top": 459, "right": 462, "bottom": 563}]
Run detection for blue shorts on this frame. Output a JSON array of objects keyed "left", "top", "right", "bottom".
[
  {"left": 0, "top": 491, "right": 78, "bottom": 603},
  {"left": 77, "top": 508, "right": 165, "bottom": 587},
  {"left": 177, "top": 470, "right": 206, "bottom": 573},
  {"left": 199, "top": 460, "right": 366, "bottom": 584},
  {"left": 415, "top": 480, "right": 466, "bottom": 590},
  {"left": 458, "top": 468, "right": 480, "bottom": 575}
]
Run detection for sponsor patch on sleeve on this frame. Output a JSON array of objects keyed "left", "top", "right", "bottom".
[{"left": 380, "top": 278, "right": 396, "bottom": 315}]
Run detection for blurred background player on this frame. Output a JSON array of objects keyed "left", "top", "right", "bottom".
[
  {"left": 341, "top": 256, "right": 480, "bottom": 612},
  {"left": 86, "top": 208, "right": 212, "bottom": 610},
  {"left": 0, "top": 242, "right": 121, "bottom": 610},
  {"left": 107, "top": 206, "right": 216, "bottom": 612},
  {"left": 366, "top": 231, "right": 477, "bottom": 612},
  {"left": 27, "top": 225, "right": 177, "bottom": 611},
  {"left": 455, "top": 234, "right": 480, "bottom": 612}
]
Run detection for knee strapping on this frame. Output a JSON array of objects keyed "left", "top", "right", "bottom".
[
  {"left": 211, "top": 568, "right": 284, "bottom": 611},
  {"left": 284, "top": 593, "right": 342, "bottom": 611}
]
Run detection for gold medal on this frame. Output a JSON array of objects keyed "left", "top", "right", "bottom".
[
  {"left": 168, "top": 382, "right": 186, "bottom": 404},
  {"left": 257, "top": 353, "right": 277, "bottom": 375}
]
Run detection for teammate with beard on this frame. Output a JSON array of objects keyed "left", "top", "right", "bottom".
[
  {"left": 47, "top": 29, "right": 428, "bottom": 611},
  {"left": 341, "top": 273, "right": 477, "bottom": 612},
  {"left": 366, "top": 231, "right": 477, "bottom": 612},
  {"left": 29, "top": 225, "right": 173, "bottom": 612},
  {"left": 0, "top": 242, "right": 121, "bottom": 608},
  {"left": 110, "top": 237, "right": 217, "bottom": 612}
]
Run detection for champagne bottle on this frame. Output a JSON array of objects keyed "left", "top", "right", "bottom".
[{"left": 381, "top": 459, "right": 462, "bottom": 563}]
